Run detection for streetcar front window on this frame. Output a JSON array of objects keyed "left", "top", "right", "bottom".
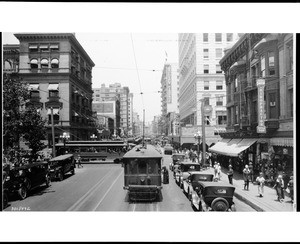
[
  {"left": 128, "top": 159, "right": 138, "bottom": 174},
  {"left": 148, "top": 160, "right": 158, "bottom": 174},
  {"left": 138, "top": 160, "right": 147, "bottom": 174}
]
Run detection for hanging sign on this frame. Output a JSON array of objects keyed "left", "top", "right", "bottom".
[{"left": 256, "top": 79, "right": 266, "bottom": 133}]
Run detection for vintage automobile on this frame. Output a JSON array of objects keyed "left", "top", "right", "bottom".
[
  {"left": 6, "top": 161, "right": 51, "bottom": 200},
  {"left": 164, "top": 144, "right": 173, "bottom": 155},
  {"left": 191, "top": 181, "right": 236, "bottom": 211},
  {"left": 49, "top": 154, "right": 75, "bottom": 181},
  {"left": 175, "top": 161, "right": 200, "bottom": 188},
  {"left": 182, "top": 172, "right": 214, "bottom": 200},
  {"left": 169, "top": 153, "right": 185, "bottom": 171}
]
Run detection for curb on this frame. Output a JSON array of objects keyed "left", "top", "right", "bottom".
[{"left": 233, "top": 191, "right": 265, "bottom": 212}]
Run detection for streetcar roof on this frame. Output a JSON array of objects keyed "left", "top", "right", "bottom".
[
  {"left": 49, "top": 154, "right": 73, "bottom": 162},
  {"left": 123, "top": 145, "right": 162, "bottom": 159}
]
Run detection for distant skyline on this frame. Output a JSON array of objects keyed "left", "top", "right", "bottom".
[{"left": 2, "top": 32, "right": 179, "bottom": 123}]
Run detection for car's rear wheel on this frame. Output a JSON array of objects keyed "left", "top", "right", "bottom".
[
  {"left": 211, "top": 197, "right": 229, "bottom": 211},
  {"left": 18, "top": 186, "right": 27, "bottom": 200},
  {"left": 58, "top": 171, "right": 64, "bottom": 181}
]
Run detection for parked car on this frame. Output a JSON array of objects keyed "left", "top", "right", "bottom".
[
  {"left": 6, "top": 161, "right": 51, "bottom": 200},
  {"left": 164, "top": 144, "right": 173, "bottom": 155},
  {"left": 175, "top": 161, "right": 200, "bottom": 188},
  {"left": 182, "top": 172, "right": 214, "bottom": 200},
  {"left": 49, "top": 154, "right": 75, "bottom": 181},
  {"left": 191, "top": 181, "right": 236, "bottom": 211},
  {"left": 169, "top": 153, "right": 185, "bottom": 171}
]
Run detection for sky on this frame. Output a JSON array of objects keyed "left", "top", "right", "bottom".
[{"left": 2, "top": 32, "right": 178, "bottom": 122}]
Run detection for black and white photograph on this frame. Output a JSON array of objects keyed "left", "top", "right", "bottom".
[{"left": 0, "top": 2, "right": 299, "bottom": 243}]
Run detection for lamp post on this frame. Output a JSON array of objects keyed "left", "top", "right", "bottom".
[
  {"left": 90, "top": 134, "right": 97, "bottom": 141},
  {"left": 194, "top": 131, "right": 201, "bottom": 164},
  {"left": 60, "top": 132, "right": 70, "bottom": 154}
]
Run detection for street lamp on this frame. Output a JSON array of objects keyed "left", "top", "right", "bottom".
[
  {"left": 194, "top": 131, "right": 201, "bottom": 164},
  {"left": 60, "top": 132, "right": 70, "bottom": 154},
  {"left": 90, "top": 134, "right": 97, "bottom": 141}
]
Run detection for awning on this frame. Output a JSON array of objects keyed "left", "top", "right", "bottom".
[
  {"left": 30, "top": 59, "right": 38, "bottom": 64},
  {"left": 48, "top": 83, "right": 59, "bottom": 90},
  {"left": 209, "top": 138, "right": 257, "bottom": 157},
  {"left": 50, "top": 44, "right": 59, "bottom": 49},
  {"left": 51, "top": 59, "right": 59, "bottom": 64},
  {"left": 254, "top": 34, "right": 279, "bottom": 50},
  {"left": 29, "top": 84, "right": 39, "bottom": 90},
  {"left": 40, "top": 44, "right": 48, "bottom": 49},
  {"left": 270, "top": 138, "right": 293, "bottom": 147},
  {"left": 230, "top": 60, "right": 246, "bottom": 70},
  {"left": 41, "top": 59, "right": 49, "bottom": 64},
  {"left": 47, "top": 108, "right": 59, "bottom": 115},
  {"left": 29, "top": 45, "right": 38, "bottom": 49}
]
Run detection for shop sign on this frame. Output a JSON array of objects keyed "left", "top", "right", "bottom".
[{"left": 256, "top": 79, "right": 266, "bottom": 134}]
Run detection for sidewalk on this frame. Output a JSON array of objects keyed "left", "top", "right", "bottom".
[{"left": 200, "top": 167, "right": 295, "bottom": 212}]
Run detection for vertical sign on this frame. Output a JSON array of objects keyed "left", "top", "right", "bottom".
[{"left": 256, "top": 79, "right": 266, "bottom": 133}]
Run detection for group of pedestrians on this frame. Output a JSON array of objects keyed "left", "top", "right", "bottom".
[{"left": 214, "top": 162, "right": 294, "bottom": 203}]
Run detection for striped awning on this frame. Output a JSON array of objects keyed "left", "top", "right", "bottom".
[
  {"left": 48, "top": 83, "right": 59, "bottom": 90},
  {"left": 270, "top": 138, "right": 293, "bottom": 147}
]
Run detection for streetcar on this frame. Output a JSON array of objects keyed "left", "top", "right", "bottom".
[
  {"left": 55, "top": 140, "right": 128, "bottom": 162},
  {"left": 123, "top": 144, "right": 164, "bottom": 202}
]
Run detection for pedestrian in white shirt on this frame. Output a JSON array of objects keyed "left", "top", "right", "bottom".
[{"left": 256, "top": 172, "right": 265, "bottom": 197}]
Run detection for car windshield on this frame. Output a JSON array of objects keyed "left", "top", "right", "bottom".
[
  {"left": 182, "top": 164, "right": 200, "bottom": 172},
  {"left": 192, "top": 174, "right": 213, "bottom": 182}
]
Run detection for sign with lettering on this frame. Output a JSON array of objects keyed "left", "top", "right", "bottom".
[{"left": 256, "top": 79, "right": 266, "bottom": 134}]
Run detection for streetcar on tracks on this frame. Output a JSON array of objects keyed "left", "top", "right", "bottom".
[{"left": 123, "top": 144, "right": 164, "bottom": 202}]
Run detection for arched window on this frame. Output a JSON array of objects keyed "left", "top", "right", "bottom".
[
  {"left": 30, "top": 59, "right": 38, "bottom": 69},
  {"left": 41, "top": 58, "right": 49, "bottom": 69},
  {"left": 4, "top": 60, "right": 12, "bottom": 70},
  {"left": 51, "top": 58, "right": 59, "bottom": 69}
]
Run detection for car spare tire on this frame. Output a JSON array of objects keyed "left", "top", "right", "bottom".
[{"left": 211, "top": 197, "right": 229, "bottom": 211}]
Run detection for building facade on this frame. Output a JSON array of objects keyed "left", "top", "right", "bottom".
[
  {"left": 178, "top": 33, "right": 241, "bottom": 145},
  {"left": 4, "top": 33, "right": 96, "bottom": 148},
  {"left": 93, "top": 83, "right": 133, "bottom": 137},
  {"left": 216, "top": 33, "right": 294, "bottom": 185},
  {"left": 160, "top": 63, "right": 179, "bottom": 137}
]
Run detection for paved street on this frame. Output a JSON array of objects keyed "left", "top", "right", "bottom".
[{"left": 4, "top": 154, "right": 255, "bottom": 212}]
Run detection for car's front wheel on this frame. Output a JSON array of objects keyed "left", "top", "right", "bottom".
[{"left": 18, "top": 186, "right": 27, "bottom": 200}]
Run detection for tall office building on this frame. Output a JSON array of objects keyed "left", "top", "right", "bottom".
[
  {"left": 93, "top": 83, "right": 133, "bottom": 136},
  {"left": 178, "top": 33, "right": 241, "bottom": 145}
]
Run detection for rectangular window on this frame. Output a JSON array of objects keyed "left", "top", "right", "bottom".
[
  {"left": 289, "top": 88, "right": 293, "bottom": 117},
  {"left": 269, "top": 92, "right": 277, "bottom": 119},
  {"left": 204, "top": 64, "right": 209, "bottom": 74},
  {"left": 286, "top": 41, "right": 293, "bottom": 72},
  {"left": 49, "top": 90, "right": 59, "bottom": 98},
  {"left": 203, "top": 49, "right": 209, "bottom": 59},
  {"left": 216, "top": 96, "right": 223, "bottom": 106},
  {"left": 204, "top": 97, "right": 210, "bottom": 106},
  {"left": 216, "top": 48, "right": 223, "bottom": 58},
  {"left": 216, "top": 80, "right": 223, "bottom": 90},
  {"left": 216, "top": 64, "right": 222, "bottom": 74},
  {"left": 234, "top": 76, "right": 238, "bottom": 92},
  {"left": 204, "top": 81, "right": 209, "bottom": 90},
  {"left": 260, "top": 55, "right": 265, "bottom": 77},
  {"left": 235, "top": 105, "right": 239, "bottom": 124},
  {"left": 227, "top": 33, "right": 233, "bottom": 42},
  {"left": 206, "top": 116, "right": 210, "bottom": 125},
  {"left": 29, "top": 44, "right": 38, "bottom": 52},
  {"left": 218, "top": 115, "right": 227, "bottom": 125},
  {"left": 203, "top": 33, "right": 208, "bottom": 42},
  {"left": 30, "top": 91, "right": 40, "bottom": 98},
  {"left": 215, "top": 33, "right": 222, "bottom": 42},
  {"left": 268, "top": 51, "right": 275, "bottom": 76},
  {"left": 50, "top": 44, "right": 59, "bottom": 51},
  {"left": 40, "top": 44, "right": 49, "bottom": 52}
]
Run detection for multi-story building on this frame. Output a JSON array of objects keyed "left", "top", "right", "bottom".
[
  {"left": 160, "top": 63, "right": 179, "bottom": 137},
  {"left": 4, "top": 33, "right": 96, "bottom": 148},
  {"left": 132, "top": 111, "right": 142, "bottom": 137},
  {"left": 93, "top": 83, "right": 133, "bottom": 137},
  {"left": 178, "top": 33, "right": 241, "bottom": 146},
  {"left": 215, "top": 33, "right": 293, "bottom": 184}
]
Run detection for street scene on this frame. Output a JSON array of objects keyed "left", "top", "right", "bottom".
[{"left": 2, "top": 31, "right": 295, "bottom": 214}]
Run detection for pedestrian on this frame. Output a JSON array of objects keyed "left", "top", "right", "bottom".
[
  {"left": 214, "top": 163, "right": 221, "bottom": 181},
  {"left": 227, "top": 165, "right": 233, "bottom": 185},
  {"left": 248, "top": 161, "right": 254, "bottom": 183},
  {"left": 256, "top": 172, "right": 265, "bottom": 197},
  {"left": 76, "top": 155, "right": 83, "bottom": 168},
  {"left": 243, "top": 165, "right": 251, "bottom": 190},
  {"left": 214, "top": 163, "right": 219, "bottom": 181},
  {"left": 273, "top": 175, "right": 285, "bottom": 202},
  {"left": 287, "top": 176, "right": 294, "bottom": 203}
]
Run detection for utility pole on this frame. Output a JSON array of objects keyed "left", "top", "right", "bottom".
[
  {"left": 201, "top": 99, "right": 206, "bottom": 166},
  {"left": 142, "top": 109, "right": 145, "bottom": 147},
  {"left": 51, "top": 107, "right": 56, "bottom": 157}
]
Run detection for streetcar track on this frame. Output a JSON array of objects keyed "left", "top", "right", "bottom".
[
  {"left": 92, "top": 170, "right": 123, "bottom": 211},
  {"left": 67, "top": 170, "right": 115, "bottom": 211}
]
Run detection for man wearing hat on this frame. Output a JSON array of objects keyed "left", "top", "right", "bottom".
[
  {"left": 273, "top": 175, "right": 285, "bottom": 202},
  {"left": 243, "top": 165, "right": 251, "bottom": 190}
]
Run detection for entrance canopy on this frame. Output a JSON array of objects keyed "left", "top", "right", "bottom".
[{"left": 209, "top": 138, "right": 257, "bottom": 157}]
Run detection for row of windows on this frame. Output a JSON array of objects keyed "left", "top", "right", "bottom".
[
  {"left": 203, "top": 48, "right": 223, "bottom": 59},
  {"left": 204, "top": 81, "right": 224, "bottom": 91},
  {"left": 29, "top": 43, "right": 59, "bottom": 52},
  {"left": 203, "top": 33, "right": 234, "bottom": 42},
  {"left": 30, "top": 58, "right": 59, "bottom": 69},
  {"left": 203, "top": 64, "right": 222, "bottom": 74}
]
